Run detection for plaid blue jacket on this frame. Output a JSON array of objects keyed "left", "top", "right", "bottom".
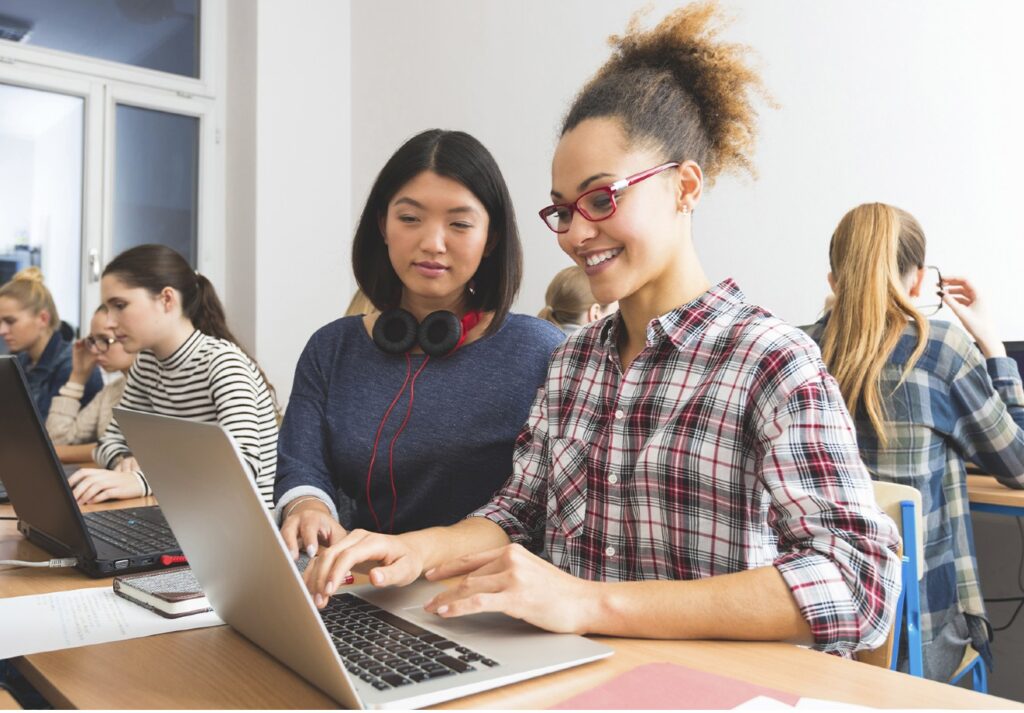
[{"left": 807, "top": 316, "right": 1024, "bottom": 670}]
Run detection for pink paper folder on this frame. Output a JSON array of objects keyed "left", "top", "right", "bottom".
[{"left": 551, "top": 662, "right": 800, "bottom": 709}]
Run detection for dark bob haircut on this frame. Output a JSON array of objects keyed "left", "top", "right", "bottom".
[{"left": 352, "top": 129, "right": 522, "bottom": 337}]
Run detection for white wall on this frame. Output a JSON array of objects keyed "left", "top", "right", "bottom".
[
  {"left": 350, "top": 0, "right": 1024, "bottom": 338},
  {"left": 227, "top": 0, "right": 352, "bottom": 405}
]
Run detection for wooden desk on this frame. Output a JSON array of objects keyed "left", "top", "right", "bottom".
[
  {"left": 969, "top": 475, "right": 1024, "bottom": 518},
  {"left": 0, "top": 688, "right": 21, "bottom": 710},
  {"left": 2, "top": 503, "right": 1020, "bottom": 709}
]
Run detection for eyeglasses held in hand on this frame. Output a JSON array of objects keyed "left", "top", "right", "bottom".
[
  {"left": 84, "top": 335, "right": 117, "bottom": 353},
  {"left": 538, "top": 162, "right": 680, "bottom": 234},
  {"left": 917, "top": 265, "right": 945, "bottom": 317}
]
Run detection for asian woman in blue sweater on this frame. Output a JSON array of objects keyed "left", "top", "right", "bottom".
[{"left": 274, "top": 129, "right": 564, "bottom": 559}]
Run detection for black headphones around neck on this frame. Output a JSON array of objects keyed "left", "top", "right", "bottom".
[{"left": 371, "top": 308, "right": 482, "bottom": 358}]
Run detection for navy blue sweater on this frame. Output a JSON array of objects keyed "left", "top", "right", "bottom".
[{"left": 275, "top": 314, "right": 564, "bottom": 533}]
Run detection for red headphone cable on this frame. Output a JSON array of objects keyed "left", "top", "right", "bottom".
[{"left": 365, "top": 354, "right": 413, "bottom": 532}]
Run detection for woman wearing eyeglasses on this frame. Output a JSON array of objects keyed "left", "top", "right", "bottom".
[
  {"left": 803, "top": 203, "right": 1024, "bottom": 680},
  {"left": 300, "top": 3, "right": 900, "bottom": 660},
  {"left": 45, "top": 305, "right": 135, "bottom": 464},
  {"left": 0, "top": 267, "right": 103, "bottom": 418}
]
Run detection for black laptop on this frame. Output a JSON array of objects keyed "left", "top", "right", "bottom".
[{"left": 0, "top": 356, "right": 181, "bottom": 577}]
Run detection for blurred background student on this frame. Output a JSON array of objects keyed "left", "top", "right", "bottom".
[
  {"left": 537, "top": 265, "right": 617, "bottom": 336},
  {"left": 806, "top": 202, "right": 1024, "bottom": 680},
  {"left": 46, "top": 305, "right": 135, "bottom": 464},
  {"left": 0, "top": 267, "right": 102, "bottom": 418}
]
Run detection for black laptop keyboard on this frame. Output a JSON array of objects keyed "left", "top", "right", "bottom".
[
  {"left": 84, "top": 509, "right": 179, "bottom": 555},
  {"left": 323, "top": 593, "right": 499, "bottom": 691}
]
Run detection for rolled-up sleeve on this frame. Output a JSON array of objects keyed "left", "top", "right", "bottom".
[
  {"left": 756, "top": 369, "right": 901, "bottom": 655},
  {"left": 470, "top": 386, "right": 550, "bottom": 545}
]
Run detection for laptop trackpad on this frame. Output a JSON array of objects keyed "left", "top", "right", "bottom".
[{"left": 398, "top": 604, "right": 537, "bottom": 638}]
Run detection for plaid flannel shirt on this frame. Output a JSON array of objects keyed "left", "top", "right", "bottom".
[
  {"left": 472, "top": 280, "right": 901, "bottom": 655},
  {"left": 807, "top": 316, "right": 1024, "bottom": 669}
]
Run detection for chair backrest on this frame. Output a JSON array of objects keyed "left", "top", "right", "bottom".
[{"left": 857, "top": 480, "right": 924, "bottom": 671}]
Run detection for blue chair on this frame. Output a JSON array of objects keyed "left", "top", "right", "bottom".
[
  {"left": 866, "top": 481, "right": 924, "bottom": 677},
  {"left": 867, "top": 481, "right": 987, "bottom": 693}
]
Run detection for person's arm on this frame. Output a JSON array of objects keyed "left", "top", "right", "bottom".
[
  {"left": 302, "top": 384, "right": 552, "bottom": 605},
  {"left": 422, "top": 365, "right": 899, "bottom": 649},
  {"left": 54, "top": 442, "right": 99, "bottom": 464},
  {"left": 94, "top": 361, "right": 149, "bottom": 490},
  {"left": 206, "top": 350, "right": 276, "bottom": 502},
  {"left": 275, "top": 330, "right": 351, "bottom": 558},
  {"left": 45, "top": 339, "right": 101, "bottom": 445}
]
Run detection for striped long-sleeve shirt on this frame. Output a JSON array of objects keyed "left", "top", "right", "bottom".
[{"left": 95, "top": 330, "right": 278, "bottom": 506}]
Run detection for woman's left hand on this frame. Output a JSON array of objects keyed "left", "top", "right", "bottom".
[
  {"left": 422, "top": 543, "right": 596, "bottom": 634},
  {"left": 67, "top": 468, "right": 145, "bottom": 504}
]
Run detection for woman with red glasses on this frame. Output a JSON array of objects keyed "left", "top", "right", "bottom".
[{"left": 301, "top": 2, "right": 900, "bottom": 658}]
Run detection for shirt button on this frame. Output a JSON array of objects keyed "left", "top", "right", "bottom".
[
  {"left": 605, "top": 546, "right": 616, "bottom": 557},
  {"left": 608, "top": 474, "right": 618, "bottom": 484},
  {"left": 614, "top": 409, "right": 625, "bottom": 419}
]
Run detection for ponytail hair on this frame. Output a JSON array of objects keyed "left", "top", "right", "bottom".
[
  {"left": 538, "top": 266, "right": 609, "bottom": 330},
  {"left": 0, "top": 266, "right": 59, "bottom": 328},
  {"left": 103, "top": 245, "right": 277, "bottom": 406},
  {"left": 820, "top": 203, "right": 929, "bottom": 446},
  {"left": 562, "top": 0, "right": 771, "bottom": 183}
]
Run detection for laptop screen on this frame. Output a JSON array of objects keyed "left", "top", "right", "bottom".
[
  {"left": 1006, "top": 341, "right": 1024, "bottom": 377},
  {"left": 0, "top": 356, "right": 95, "bottom": 557}
]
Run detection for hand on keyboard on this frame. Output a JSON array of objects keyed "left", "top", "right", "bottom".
[
  {"left": 68, "top": 467, "right": 145, "bottom": 504},
  {"left": 303, "top": 530, "right": 426, "bottom": 609}
]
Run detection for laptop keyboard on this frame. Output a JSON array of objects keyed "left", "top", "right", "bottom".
[
  {"left": 323, "top": 592, "right": 499, "bottom": 691},
  {"left": 84, "top": 509, "right": 179, "bottom": 555}
]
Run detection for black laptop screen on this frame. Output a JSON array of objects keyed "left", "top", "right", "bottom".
[
  {"left": 1005, "top": 342, "right": 1024, "bottom": 377},
  {"left": 0, "top": 357, "right": 95, "bottom": 558}
]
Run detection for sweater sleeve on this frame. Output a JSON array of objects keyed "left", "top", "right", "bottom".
[
  {"left": 46, "top": 382, "right": 104, "bottom": 445},
  {"left": 274, "top": 330, "right": 340, "bottom": 524}
]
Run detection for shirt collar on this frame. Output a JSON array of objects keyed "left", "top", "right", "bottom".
[
  {"left": 26, "top": 332, "right": 66, "bottom": 374},
  {"left": 598, "top": 278, "right": 746, "bottom": 353},
  {"left": 158, "top": 329, "right": 204, "bottom": 370}
]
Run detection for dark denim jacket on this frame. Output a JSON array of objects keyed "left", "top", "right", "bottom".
[{"left": 17, "top": 333, "right": 102, "bottom": 419}]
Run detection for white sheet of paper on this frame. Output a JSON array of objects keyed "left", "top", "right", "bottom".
[
  {"left": 0, "top": 586, "right": 224, "bottom": 659},
  {"left": 733, "top": 695, "right": 795, "bottom": 709}
]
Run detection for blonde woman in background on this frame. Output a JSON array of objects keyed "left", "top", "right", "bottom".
[
  {"left": 804, "top": 203, "right": 1024, "bottom": 680},
  {"left": 46, "top": 305, "right": 135, "bottom": 464},
  {"left": 537, "top": 265, "right": 617, "bottom": 336},
  {"left": 0, "top": 267, "right": 102, "bottom": 418}
]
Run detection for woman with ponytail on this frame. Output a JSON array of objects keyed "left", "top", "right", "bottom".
[
  {"left": 0, "top": 267, "right": 102, "bottom": 417},
  {"left": 805, "top": 203, "right": 1024, "bottom": 679},
  {"left": 68, "top": 245, "right": 279, "bottom": 507},
  {"left": 300, "top": 2, "right": 900, "bottom": 659}
]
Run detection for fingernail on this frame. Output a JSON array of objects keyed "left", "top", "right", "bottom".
[
  {"left": 371, "top": 570, "right": 383, "bottom": 584},
  {"left": 424, "top": 598, "right": 436, "bottom": 612},
  {"left": 326, "top": 581, "right": 336, "bottom": 595},
  {"left": 425, "top": 567, "right": 436, "bottom": 578},
  {"left": 306, "top": 544, "right": 317, "bottom": 558},
  {"left": 436, "top": 605, "right": 449, "bottom": 615},
  {"left": 314, "top": 594, "right": 323, "bottom": 607}
]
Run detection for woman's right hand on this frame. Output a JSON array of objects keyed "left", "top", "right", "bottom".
[
  {"left": 941, "top": 276, "right": 1006, "bottom": 358},
  {"left": 303, "top": 530, "right": 426, "bottom": 608},
  {"left": 280, "top": 498, "right": 348, "bottom": 560},
  {"left": 69, "top": 338, "right": 99, "bottom": 385}
]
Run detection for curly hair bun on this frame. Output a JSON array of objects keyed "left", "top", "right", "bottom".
[{"left": 563, "top": 1, "right": 772, "bottom": 183}]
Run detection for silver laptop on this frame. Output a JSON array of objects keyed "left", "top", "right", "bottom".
[{"left": 115, "top": 408, "right": 612, "bottom": 709}]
